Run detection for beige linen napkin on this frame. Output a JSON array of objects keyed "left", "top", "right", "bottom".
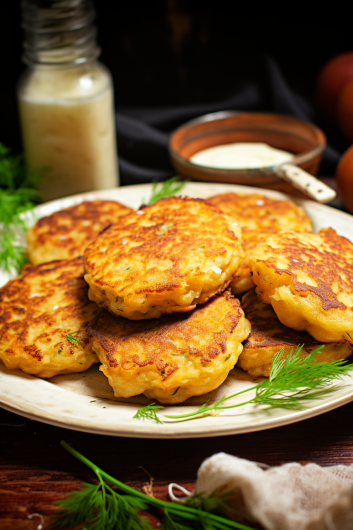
[{"left": 194, "top": 453, "right": 353, "bottom": 530}]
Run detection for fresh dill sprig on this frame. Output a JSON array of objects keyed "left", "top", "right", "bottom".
[
  {"left": 133, "top": 402, "right": 164, "bottom": 424},
  {"left": 148, "top": 177, "right": 186, "bottom": 205},
  {"left": 53, "top": 441, "right": 255, "bottom": 530},
  {"left": 165, "top": 345, "right": 352, "bottom": 421},
  {"left": 132, "top": 345, "right": 352, "bottom": 424},
  {"left": 50, "top": 473, "right": 151, "bottom": 530},
  {"left": 65, "top": 330, "right": 81, "bottom": 345},
  {"left": 0, "top": 142, "right": 46, "bottom": 274}
]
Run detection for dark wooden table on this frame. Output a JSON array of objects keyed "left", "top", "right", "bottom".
[{"left": 2, "top": 399, "right": 353, "bottom": 529}]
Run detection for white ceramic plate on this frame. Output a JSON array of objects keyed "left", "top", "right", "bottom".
[{"left": 1, "top": 182, "right": 353, "bottom": 439}]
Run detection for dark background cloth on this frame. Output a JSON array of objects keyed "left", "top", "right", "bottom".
[{"left": 116, "top": 55, "right": 341, "bottom": 185}]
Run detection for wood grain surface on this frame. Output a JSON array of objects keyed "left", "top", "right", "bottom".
[{"left": 1, "top": 400, "right": 353, "bottom": 529}]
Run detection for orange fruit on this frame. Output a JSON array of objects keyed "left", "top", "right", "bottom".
[
  {"left": 316, "top": 52, "right": 353, "bottom": 123},
  {"left": 337, "top": 79, "right": 353, "bottom": 141},
  {"left": 335, "top": 144, "right": 353, "bottom": 213}
]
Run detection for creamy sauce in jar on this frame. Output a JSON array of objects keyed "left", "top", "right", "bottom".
[
  {"left": 18, "top": 62, "right": 118, "bottom": 202},
  {"left": 190, "top": 142, "right": 293, "bottom": 169}
]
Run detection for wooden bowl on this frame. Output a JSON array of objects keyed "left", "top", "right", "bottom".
[{"left": 169, "top": 111, "right": 326, "bottom": 195}]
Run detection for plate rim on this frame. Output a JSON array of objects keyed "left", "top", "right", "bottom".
[{"left": 1, "top": 381, "right": 353, "bottom": 439}]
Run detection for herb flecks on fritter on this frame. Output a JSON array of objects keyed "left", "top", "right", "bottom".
[
  {"left": 27, "top": 200, "right": 134, "bottom": 265},
  {"left": 0, "top": 257, "right": 100, "bottom": 377},
  {"left": 249, "top": 228, "right": 353, "bottom": 343},
  {"left": 84, "top": 197, "right": 243, "bottom": 320},
  {"left": 87, "top": 290, "right": 251, "bottom": 404},
  {"left": 207, "top": 192, "right": 313, "bottom": 294},
  {"left": 238, "top": 289, "right": 353, "bottom": 377}
]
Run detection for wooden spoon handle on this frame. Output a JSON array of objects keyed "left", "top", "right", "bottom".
[{"left": 277, "top": 163, "right": 336, "bottom": 203}]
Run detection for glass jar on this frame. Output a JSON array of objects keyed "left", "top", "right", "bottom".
[{"left": 17, "top": 0, "right": 119, "bottom": 202}]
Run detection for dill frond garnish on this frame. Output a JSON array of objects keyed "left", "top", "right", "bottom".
[
  {"left": 52, "top": 441, "right": 255, "bottom": 530},
  {"left": 65, "top": 330, "right": 81, "bottom": 345},
  {"left": 133, "top": 403, "right": 164, "bottom": 424},
  {"left": 50, "top": 469, "right": 151, "bottom": 530},
  {"left": 148, "top": 177, "right": 186, "bottom": 205},
  {"left": 164, "top": 345, "right": 352, "bottom": 421},
  {"left": 132, "top": 345, "right": 352, "bottom": 424},
  {"left": 0, "top": 142, "right": 46, "bottom": 274}
]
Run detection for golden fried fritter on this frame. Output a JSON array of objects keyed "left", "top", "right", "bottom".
[
  {"left": 249, "top": 228, "right": 353, "bottom": 343},
  {"left": 207, "top": 192, "right": 313, "bottom": 294},
  {"left": 238, "top": 289, "right": 353, "bottom": 377},
  {"left": 207, "top": 192, "right": 313, "bottom": 233},
  {"left": 87, "top": 291, "right": 251, "bottom": 404},
  {"left": 27, "top": 200, "right": 134, "bottom": 265},
  {"left": 0, "top": 257, "right": 100, "bottom": 378},
  {"left": 84, "top": 197, "right": 243, "bottom": 320}
]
